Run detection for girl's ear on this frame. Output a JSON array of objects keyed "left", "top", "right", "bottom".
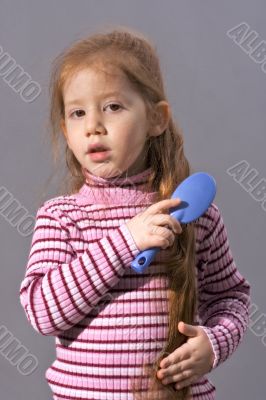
[{"left": 148, "top": 100, "right": 171, "bottom": 138}]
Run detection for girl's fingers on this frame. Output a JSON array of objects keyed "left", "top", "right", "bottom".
[
  {"left": 158, "top": 358, "right": 192, "bottom": 381},
  {"left": 126, "top": 198, "right": 183, "bottom": 252},
  {"left": 162, "top": 369, "right": 194, "bottom": 386},
  {"left": 174, "top": 373, "right": 197, "bottom": 390},
  {"left": 149, "top": 213, "right": 182, "bottom": 234},
  {"left": 148, "top": 198, "right": 182, "bottom": 215}
]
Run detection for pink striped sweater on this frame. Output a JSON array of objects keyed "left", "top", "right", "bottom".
[{"left": 19, "top": 166, "right": 251, "bottom": 400}]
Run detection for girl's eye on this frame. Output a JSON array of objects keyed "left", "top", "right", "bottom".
[
  {"left": 70, "top": 109, "right": 85, "bottom": 118},
  {"left": 69, "top": 103, "right": 122, "bottom": 118},
  {"left": 105, "top": 103, "right": 122, "bottom": 112}
]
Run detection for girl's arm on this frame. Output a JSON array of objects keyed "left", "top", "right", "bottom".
[
  {"left": 19, "top": 203, "right": 139, "bottom": 336},
  {"left": 196, "top": 204, "right": 251, "bottom": 370}
]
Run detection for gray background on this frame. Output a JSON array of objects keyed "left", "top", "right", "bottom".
[{"left": 0, "top": 0, "right": 265, "bottom": 399}]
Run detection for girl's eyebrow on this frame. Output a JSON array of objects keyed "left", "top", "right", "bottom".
[{"left": 65, "top": 90, "right": 126, "bottom": 107}]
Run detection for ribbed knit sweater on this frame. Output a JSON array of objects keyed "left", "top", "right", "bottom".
[{"left": 19, "top": 166, "right": 251, "bottom": 400}]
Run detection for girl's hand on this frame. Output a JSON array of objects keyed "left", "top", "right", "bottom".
[
  {"left": 156, "top": 321, "right": 215, "bottom": 391},
  {"left": 125, "top": 198, "right": 183, "bottom": 252}
]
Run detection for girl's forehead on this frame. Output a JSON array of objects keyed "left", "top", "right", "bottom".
[
  {"left": 65, "top": 64, "right": 124, "bottom": 85},
  {"left": 62, "top": 65, "right": 135, "bottom": 97}
]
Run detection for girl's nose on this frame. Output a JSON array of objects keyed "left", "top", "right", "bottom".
[{"left": 85, "top": 109, "right": 107, "bottom": 136}]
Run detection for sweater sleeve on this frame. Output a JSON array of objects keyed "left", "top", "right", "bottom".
[
  {"left": 196, "top": 204, "right": 251, "bottom": 370},
  {"left": 19, "top": 204, "right": 139, "bottom": 337}
]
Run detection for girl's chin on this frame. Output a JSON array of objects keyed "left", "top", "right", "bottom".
[{"left": 85, "top": 162, "right": 127, "bottom": 179}]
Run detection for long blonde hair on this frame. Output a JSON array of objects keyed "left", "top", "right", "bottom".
[{"left": 46, "top": 26, "right": 197, "bottom": 399}]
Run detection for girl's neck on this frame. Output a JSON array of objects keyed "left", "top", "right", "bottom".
[{"left": 77, "top": 166, "right": 159, "bottom": 206}]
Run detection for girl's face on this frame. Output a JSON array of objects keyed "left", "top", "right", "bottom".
[{"left": 61, "top": 66, "right": 154, "bottom": 178}]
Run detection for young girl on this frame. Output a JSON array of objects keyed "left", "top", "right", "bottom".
[{"left": 19, "top": 27, "right": 251, "bottom": 400}]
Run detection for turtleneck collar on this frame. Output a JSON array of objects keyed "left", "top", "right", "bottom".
[{"left": 77, "top": 166, "right": 159, "bottom": 205}]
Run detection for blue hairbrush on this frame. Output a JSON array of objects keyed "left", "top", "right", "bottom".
[{"left": 130, "top": 172, "right": 216, "bottom": 273}]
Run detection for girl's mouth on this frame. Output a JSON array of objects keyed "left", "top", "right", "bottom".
[{"left": 88, "top": 150, "right": 112, "bottom": 162}]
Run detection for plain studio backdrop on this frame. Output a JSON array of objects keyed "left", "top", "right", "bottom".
[{"left": 0, "top": 1, "right": 265, "bottom": 399}]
